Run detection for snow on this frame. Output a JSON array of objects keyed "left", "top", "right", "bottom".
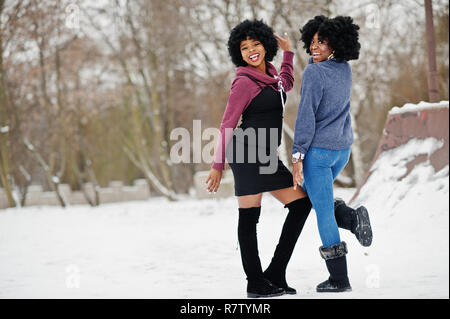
[
  {"left": 0, "top": 125, "right": 448, "bottom": 298},
  {"left": 0, "top": 179, "right": 447, "bottom": 299},
  {"left": 351, "top": 136, "right": 449, "bottom": 299},
  {"left": 369, "top": 137, "right": 444, "bottom": 180},
  {"left": 389, "top": 100, "right": 449, "bottom": 114}
]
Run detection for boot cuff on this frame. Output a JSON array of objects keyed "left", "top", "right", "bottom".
[
  {"left": 238, "top": 206, "right": 261, "bottom": 224},
  {"left": 334, "top": 198, "right": 346, "bottom": 209},
  {"left": 319, "top": 241, "right": 348, "bottom": 260},
  {"left": 284, "top": 196, "right": 312, "bottom": 210}
]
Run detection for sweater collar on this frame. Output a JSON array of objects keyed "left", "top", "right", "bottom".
[
  {"left": 308, "top": 56, "right": 339, "bottom": 65},
  {"left": 235, "top": 62, "right": 279, "bottom": 85}
]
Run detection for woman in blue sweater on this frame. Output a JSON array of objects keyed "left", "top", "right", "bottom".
[{"left": 292, "top": 15, "right": 372, "bottom": 292}]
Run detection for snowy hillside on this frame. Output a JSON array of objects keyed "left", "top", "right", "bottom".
[{"left": 351, "top": 138, "right": 448, "bottom": 298}]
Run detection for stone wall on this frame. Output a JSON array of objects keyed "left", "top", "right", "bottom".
[
  {"left": 1, "top": 171, "right": 237, "bottom": 209},
  {"left": 0, "top": 179, "right": 150, "bottom": 209}
]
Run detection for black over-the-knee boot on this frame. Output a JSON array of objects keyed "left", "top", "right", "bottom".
[
  {"left": 317, "top": 241, "right": 352, "bottom": 292},
  {"left": 334, "top": 198, "right": 373, "bottom": 247},
  {"left": 263, "top": 197, "right": 312, "bottom": 294},
  {"left": 238, "top": 207, "right": 284, "bottom": 298}
]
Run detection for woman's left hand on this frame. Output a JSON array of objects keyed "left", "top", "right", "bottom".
[
  {"left": 292, "top": 161, "right": 304, "bottom": 190},
  {"left": 274, "top": 33, "right": 291, "bottom": 52}
]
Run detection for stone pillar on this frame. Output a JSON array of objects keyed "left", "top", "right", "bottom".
[
  {"left": 25, "top": 185, "right": 44, "bottom": 206},
  {"left": 110, "top": 181, "right": 124, "bottom": 202},
  {"left": 134, "top": 179, "right": 150, "bottom": 199}
]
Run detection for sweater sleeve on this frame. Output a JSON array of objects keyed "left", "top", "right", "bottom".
[
  {"left": 212, "top": 77, "right": 253, "bottom": 170},
  {"left": 292, "top": 64, "right": 324, "bottom": 156},
  {"left": 278, "top": 51, "right": 295, "bottom": 92}
]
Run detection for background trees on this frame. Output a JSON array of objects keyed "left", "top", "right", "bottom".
[{"left": 0, "top": 0, "right": 448, "bottom": 206}]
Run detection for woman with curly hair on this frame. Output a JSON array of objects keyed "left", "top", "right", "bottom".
[
  {"left": 292, "top": 15, "right": 373, "bottom": 293},
  {"left": 206, "top": 19, "right": 313, "bottom": 298}
]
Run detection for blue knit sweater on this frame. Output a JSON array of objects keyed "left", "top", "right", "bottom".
[{"left": 292, "top": 58, "right": 354, "bottom": 156}]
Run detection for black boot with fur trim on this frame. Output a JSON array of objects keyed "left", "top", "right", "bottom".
[{"left": 316, "top": 241, "right": 352, "bottom": 293}]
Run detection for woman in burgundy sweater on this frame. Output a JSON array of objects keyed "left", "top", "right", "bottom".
[{"left": 206, "top": 19, "right": 312, "bottom": 298}]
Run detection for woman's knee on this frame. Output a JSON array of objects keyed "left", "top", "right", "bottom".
[{"left": 238, "top": 193, "right": 263, "bottom": 208}]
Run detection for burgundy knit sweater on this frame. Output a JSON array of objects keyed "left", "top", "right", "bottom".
[{"left": 212, "top": 51, "right": 295, "bottom": 170}]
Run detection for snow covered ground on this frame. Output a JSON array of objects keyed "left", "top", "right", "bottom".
[{"left": 0, "top": 180, "right": 448, "bottom": 298}]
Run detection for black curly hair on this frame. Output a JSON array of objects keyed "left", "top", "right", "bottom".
[
  {"left": 300, "top": 15, "right": 360, "bottom": 62},
  {"left": 228, "top": 19, "right": 278, "bottom": 67}
]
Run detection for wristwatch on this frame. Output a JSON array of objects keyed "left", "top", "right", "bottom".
[{"left": 292, "top": 152, "right": 305, "bottom": 163}]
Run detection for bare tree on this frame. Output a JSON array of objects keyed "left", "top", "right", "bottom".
[
  {"left": 0, "top": 0, "right": 25, "bottom": 207},
  {"left": 424, "top": 0, "right": 440, "bottom": 102},
  {"left": 1, "top": 0, "right": 447, "bottom": 209}
]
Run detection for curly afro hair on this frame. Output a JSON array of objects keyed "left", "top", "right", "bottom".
[
  {"left": 228, "top": 19, "right": 278, "bottom": 67},
  {"left": 300, "top": 15, "right": 360, "bottom": 62}
]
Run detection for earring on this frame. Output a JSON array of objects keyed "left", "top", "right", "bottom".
[{"left": 327, "top": 51, "right": 335, "bottom": 60}]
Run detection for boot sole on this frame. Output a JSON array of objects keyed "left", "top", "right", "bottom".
[
  {"left": 316, "top": 287, "right": 352, "bottom": 293},
  {"left": 355, "top": 206, "right": 372, "bottom": 247},
  {"left": 262, "top": 274, "right": 297, "bottom": 295},
  {"left": 247, "top": 291, "right": 285, "bottom": 298}
]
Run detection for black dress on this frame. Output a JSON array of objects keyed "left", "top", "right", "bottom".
[{"left": 227, "top": 75, "right": 293, "bottom": 196}]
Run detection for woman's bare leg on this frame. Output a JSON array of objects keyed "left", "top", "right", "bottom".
[
  {"left": 238, "top": 193, "right": 263, "bottom": 208},
  {"left": 270, "top": 186, "right": 307, "bottom": 205}
]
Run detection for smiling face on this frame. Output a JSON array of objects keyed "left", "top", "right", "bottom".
[
  {"left": 310, "top": 32, "right": 333, "bottom": 63},
  {"left": 240, "top": 36, "right": 267, "bottom": 70}
]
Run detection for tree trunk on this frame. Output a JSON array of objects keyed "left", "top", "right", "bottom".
[
  {"left": 24, "top": 137, "right": 67, "bottom": 207},
  {"left": 0, "top": 2, "right": 16, "bottom": 207},
  {"left": 424, "top": 0, "right": 440, "bottom": 102}
]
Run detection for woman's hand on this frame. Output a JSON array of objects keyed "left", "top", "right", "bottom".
[
  {"left": 292, "top": 161, "right": 304, "bottom": 190},
  {"left": 205, "top": 168, "right": 223, "bottom": 193},
  {"left": 274, "top": 32, "right": 291, "bottom": 52}
]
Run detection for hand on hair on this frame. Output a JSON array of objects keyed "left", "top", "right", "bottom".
[{"left": 274, "top": 33, "right": 291, "bottom": 52}]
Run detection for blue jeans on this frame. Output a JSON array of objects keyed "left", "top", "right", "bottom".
[{"left": 302, "top": 147, "right": 351, "bottom": 247}]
